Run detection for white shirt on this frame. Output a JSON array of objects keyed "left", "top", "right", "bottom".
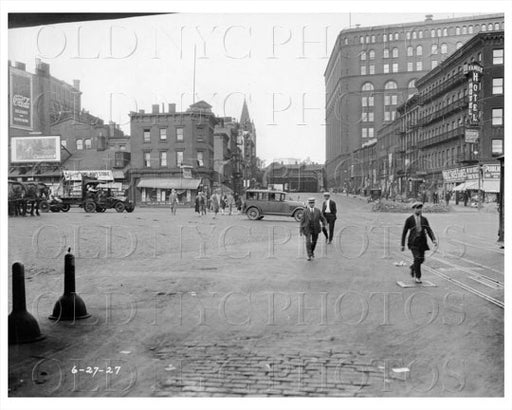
[{"left": 324, "top": 199, "right": 331, "bottom": 213}]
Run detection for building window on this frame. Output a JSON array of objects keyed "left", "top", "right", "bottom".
[
  {"left": 481, "top": 24, "right": 486, "bottom": 32},
  {"left": 197, "top": 151, "right": 204, "bottom": 167},
  {"left": 488, "top": 23, "right": 493, "bottom": 31},
  {"left": 369, "top": 65, "right": 375, "bottom": 75},
  {"left": 383, "top": 33, "right": 387, "bottom": 42},
  {"left": 406, "top": 32, "right": 411, "bottom": 40},
  {"left": 419, "top": 31, "right": 423, "bottom": 39},
  {"left": 368, "top": 128, "right": 374, "bottom": 139},
  {"left": 144, "top": 152, "right": 151, "bottom": 168},
  {"left": 462, "top": 26, "right": 467, "bottom": 35},
  {"left": 431, "top": 44, "right": 438, "bottom": 55},
  {"left": 392, "top": 63, "right": 398, "bottom": 73},
  {"left": 360, "top": 51, "right": 366, "bottom": 61},
  {"left": 366, "top": 35, "right": 370, "bottom": 44},
  {"left": 408, "top": 79, "right": 417, "bottom": 98},
  {"left": 176, "top": 127, "right": 184, "bottom": 141},
  {"left": 360, "top": 36, "right": 364, "bottom": 44},
  {"left": 160, "top": 151, "right": 167, "bottom": 167},
  {"left": 437, "top": 28, "right": 442, "bottom": 37},
  {"left": 360, "top": 65, "right": 367, "bottom": 75},
  {"left": 84, "top": 138, "right": 92, "bottom": 149},
  {"left": 120, "top": 144, "right": 126, "bottom": 151},
  {"left": 344, "top": 37, "right": 348, "bottom": 45},
  {"left": 492, "top": 139, "right": 503, "bottom": 156},
  {"left": 407, "top": 46, "right": 413, "bottom": 57},
  {"left": 159, "top": 128, "right": 167, "bottom": 141},
  {"left": 416, "top": 45, "right": 423, "bottom": 56},
  {"left": 412, "top": 31, "right": 417, "bottom": 39},
  {"left": 432, "top": 60, "right": 438, "bottom": 69},
  {"left": 416, "top": 61, "right": 423, "bottom": 71},
  {"left": 492, "top": 108, "right": 503, "bottom": 126},
  {"left": 369, "top": 50, "right": 375, "bottom": 60},
  {"left": 392, "top": 48, "right": 398, "bottom": 58},
  {"left": 456, "top": 26, "right": 461, "bottom": 35},
  {"left": 143, "top": 129, "right": 151, "bottom": 143},
  {"left": 384, "top": 80, "right": 398, "bottom": 123},
  {"left": 492, "top": 78, "right": 504, "bottom": 94},
  {"left": 441, "top": 43, "right": 448, "bottom": 54},
  {"left": 407, "top": 62, "right": 413, "bottom": 72},
  {"left": 76, "top": 139, "right": 83, "bottom": 150},
  {"left": 468, "top": 25, "right": 473, "bottom": 34},
  {"left": 394, "top": 32, "right": 399, "bottom": 40},
  {"left": 383, "top": 64, "right": 389, "bottom": 73},
  {"left": 383, "top": 48, "right": 389, "bottom": 58},
  {"left": 493, "top": 49, "right": 504, "bottom": 64},
  {"left": 362, "top": 128, "right": 368, "bottom": 139},
  {"left": 371, "top": 35, "right": 376, "bottom": 43},
  {"left": 494, "top": 22, "right": 500, "bottom": 31},
  {"left": 176, "top": 151, "right": 184, "bottom": 167},
  {"left": 443, "top": 27, "right": 448, "bottom": 36},
  {"left": 456, "top": 42, "right": 462, "bottom": 50}
]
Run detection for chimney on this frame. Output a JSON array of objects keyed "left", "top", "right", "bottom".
[
  {"left": 425, "top": 14, "right": 433, "bottom": 22},
  {"left": 168, "top": 103, "right": 176, "bottom": 114},
  {"left": 73, "top": 80, "right": 80, "bottom": 90},
  {"left": 14, "top": 61, "right": 26, "bottom": 71},
  {"left": 152, "top": 104, "right": 159, "bottom": 114},
  {"left": 138, "top": 109, "right": 145, "bottom": 114}
]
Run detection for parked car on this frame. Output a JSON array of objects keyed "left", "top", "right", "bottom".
[{"left": 243, "top": 189, "right": 305, "bottom": 221}]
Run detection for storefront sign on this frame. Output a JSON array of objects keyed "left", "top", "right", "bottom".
[
  {"left": 10, "top": 69, "right": 33, "bottom": 130},
  {"left": 63, "top": 170, "right": 114, "bottom": 181},
  {"left": 466, "top": 62, "right": 482, "bottom": 126},
  {"left": 443, "top": 164, "right": 500, "bottom": 182}
]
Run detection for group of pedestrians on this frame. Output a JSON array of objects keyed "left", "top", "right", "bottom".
[
  {"left": 195, "top": 191, "right": 243, "bottom": 218},
  {"left": 299, "top": 192, "right": 438, "bottom": 286}
]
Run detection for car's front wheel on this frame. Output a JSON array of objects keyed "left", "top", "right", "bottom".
[
  {"left": 293, "top": 208, "right": 304, "bottom": 222},
  {"left": 246, "top": 207, "right": 260, "bottom": 220}
]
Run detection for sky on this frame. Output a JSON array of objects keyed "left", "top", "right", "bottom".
[{"left": 6, "top": 9, "right": 499, "bottom": 165}]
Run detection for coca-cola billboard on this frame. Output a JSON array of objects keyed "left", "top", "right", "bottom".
[{"left": 9, "top": 69, "right": 33, "bottom": 130}]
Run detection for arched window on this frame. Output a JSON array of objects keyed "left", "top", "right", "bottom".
[
  {"left": 419, "top": 31, "right": 424, "bottom": 39},
  {"left": 488, "top": 23, "right": 493, "bottom": 31},
  {"left": 407, "top": 46, "right": 413, "bottom": 57},
  {"left": 384, "top": 81, "right": 398, "bottom": 122},
  {"left": 394, "top": 32, "right": 399, "bottom": 40},
  {"left": 371, "top": 35, "right": 376, "bottom": 43},
  {"left": 412, "top": 31, "right": 417, "bottom": 39},
  {"left": 85, "top": 139, "right": 92, "bottom": 149},
  {"left": 456, "top": 26, "right": 460, "bottom": 35},
  {"left": 437, "top": 28, "right": 442, "bottom": 37},
  {"left": 366, "top": 35, "right": 370, "bottom": 43},
  {"left": 408, "top": 79, "right": 417, "bottom": 98},
  {"left": 406, "top": 32, "right": 411, "bottom": 40},
  {"left": 462, "top": 26, "right": 467, "bottom": 35},
  {"left": 441, "top": 43, "right": 448, "bottom": 54},
  {"left": 494, "top": 22, "right": 500, "bottom": 31},
  {"left": 443, "top": 27, "right": 448, "bottom": 36},
  {"left": 360, "top": 51, "right": 367, "bottom": 61},
  {"left": 361, "top": 82, "right": 375, "bottom": 124},
  {"left": 456, "top": 41, "right": 462, "bottom": 50},
  {"left": 343, "top": 37, "right": 348, "bottom": 45},
  {"left": 431, "top": 29, "right": 436, "bottom": 37},
  {"left": 383, "top": 48, "right": 389, "bottom": 58},
  {"left": 362, "top": 82, "right": 374, "bottom": 92},
  {"left": 76, "top": 139, "right": 83, "bottom": 150},
  {"left": 392, "top": 47, "right": 398, "bottom": 58},
  {"left": 369, "top": 50, "right": 375, "bottom": 60},
  {"left": 431, "top": 44, "right": 438, "bottom": 55},
  {"left": 481, "top": 24, "right": 486, "bottom": 31},
  {"left": 416, "top": 45, "right": 423, "bottom": 56},
  {"left": 468, "top": 25, "right": 473, "bottom": 34},
  {"left": 360, "top": 36, "right": 364, "bottom": 44}
]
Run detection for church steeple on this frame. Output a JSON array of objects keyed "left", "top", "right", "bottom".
[{"left": 240, "top": 98, "right": 250, "bottom": 125}]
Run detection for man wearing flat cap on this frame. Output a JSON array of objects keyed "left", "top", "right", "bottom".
[
  {"left": 401, "top": 202, "right": 438, "bottom": 283},
  {"left": 321, "top": 192, "right": 337, "bottom": 244},
  {"left": 300, "top": 197, "right": 327, "bottom": 261}
]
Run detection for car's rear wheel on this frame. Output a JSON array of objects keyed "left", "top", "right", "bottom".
[
  {"left": 115, "top": 202, "right": 125, "bottom": 213},
  {"left": 84, "top": 200, "right": 96, "bottom": 213},
  {"left": 39, "top": 200, "right": 50, "bottom": 213},
  {"left": 246, "top": 207, "right": 260, "bottom": 220},
  {"left": 293, "top": 208, "right": 304, "bottom": 222},
  {"left": 61, "top": 204, "right": 70, "bottom": 212}
]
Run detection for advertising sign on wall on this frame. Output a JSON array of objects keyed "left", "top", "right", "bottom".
[
  {"left": 9, "top": 69, "right": 33, "bottom": 130},
  {"left": 62, "top": 170, "right": 114, "bottom": 181},
  {"left": 11, "top": 136, "right": 61, "bottom": 163}
]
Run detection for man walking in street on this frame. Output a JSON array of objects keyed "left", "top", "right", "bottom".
[
  {"left": 321, "top": 192, "right": 337, "bottom": 244},
  {"left": 169, "top": 189, "right": 178, "bottom": 215},
  {"left": 300, "top": 198, "right": 327, "bottom": 261},
  {"left": 401, "top": 202, "right": 438, "bottom": 283}
]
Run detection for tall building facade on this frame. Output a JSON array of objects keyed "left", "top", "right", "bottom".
[{"left": 324, "top": 13, "right": 505, "bottom": 187}]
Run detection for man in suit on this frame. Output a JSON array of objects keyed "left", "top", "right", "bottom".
[
  {"left": 321, "top": 192, "right": 337, "bottom": 244},
  {"left": 300, "top": 198, "right": 327, "bottom": 261},
  {"left": 401, "top": 202, "right": 438, "bottom": 283}
]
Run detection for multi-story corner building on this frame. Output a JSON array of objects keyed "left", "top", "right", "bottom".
[
  {"left": 129, "top": 101, "right": 217, "bottom": 206},
  {"left": 324, "top": 13, "right": 505, "bottom": 188}
]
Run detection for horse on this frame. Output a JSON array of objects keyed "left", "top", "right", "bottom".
[
  {"left": 23, "top": 182, "right": 50, "bottom": 216},
  {"left": 8, "top": 181, "right": 26, "bottom": 217}
]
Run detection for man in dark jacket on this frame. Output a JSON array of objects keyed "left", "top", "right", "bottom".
[
  {"left": 300, "top": 198, "right": 327, "bottom": 261},
  {"left": 321, "top": 192, "right": 337, "bottom": 244},
  {"left": 401, "top": 202, "right": 438, "bottom": 283}
]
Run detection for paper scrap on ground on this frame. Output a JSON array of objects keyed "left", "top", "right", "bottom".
[{"left": 392, "top": 367, "right": 410, "bottom": 373}]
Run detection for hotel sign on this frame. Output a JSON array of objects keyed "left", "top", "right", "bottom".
[{"left": 466, "top": 62, "right": 483, "bottom": 126}]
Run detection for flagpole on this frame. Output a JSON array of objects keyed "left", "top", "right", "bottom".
[{"left": 193, "top": 44, "right": 196, "bottom": 104}]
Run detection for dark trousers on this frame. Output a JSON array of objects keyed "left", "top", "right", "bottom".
[
  {"left": 324, "top": 213, "right": 336, "bottom": 242},
  {"left": 410, "top": 247, "right": 425, "bottom": 279},
  {"left": 306, "top": 231, "right": 319, "bottom": 257}
]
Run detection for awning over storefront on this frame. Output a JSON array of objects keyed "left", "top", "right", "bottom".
[
  {"left": 137, "top": 178, "right": 202, "bottom": 190},
  {"left": 453, "top": 180, "right": 499, "bottom": 192}
]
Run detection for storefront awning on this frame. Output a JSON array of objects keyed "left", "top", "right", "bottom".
[
  {"left": 137, "top": 178, "right": 202, "bottom": 190},
  {"left": 453, "top": 180, "right": 500, "bottom": 193}
]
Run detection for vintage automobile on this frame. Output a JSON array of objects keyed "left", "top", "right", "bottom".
[{"left": 243, "top": 189, "right": 305, "bottom": 221}]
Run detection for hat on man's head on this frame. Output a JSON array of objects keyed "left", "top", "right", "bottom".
[
  {"left": 323, "top": 192, "right": 330, "bottom": 196},
  {"left": 308, "top": 197, "right": 316, "bottom": 203},
  {"left": 411, "top": 202, "right": 423, "bottom": 209}
]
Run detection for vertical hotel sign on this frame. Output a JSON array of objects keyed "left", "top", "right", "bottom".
[
  {"left": 466, "top": 62, "right": 483, "bottom": 126},
  {"left": 9, "top": 68, "right": 33, "bottom": 130}
]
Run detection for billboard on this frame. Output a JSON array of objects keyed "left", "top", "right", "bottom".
[
  {"left": 11, "top": 136, "right": 61, "bottom": 163},
  {"left": 9, "top": 68, "right": 33, "bottom": 130}
]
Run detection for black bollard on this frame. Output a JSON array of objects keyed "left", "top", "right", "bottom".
[
  {"left": 8, "top": 263, "right": 45, "bottom": 344},
  {"left": 49, "top": 249, "right": 91, "bottom": 321}
]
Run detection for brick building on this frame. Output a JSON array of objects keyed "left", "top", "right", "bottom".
[
  {"left": 324, "top": 13, "right": 505, "bottom": 188},
  {"left": 129, "top": 101, "right": 218, "bottom": 206}
]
